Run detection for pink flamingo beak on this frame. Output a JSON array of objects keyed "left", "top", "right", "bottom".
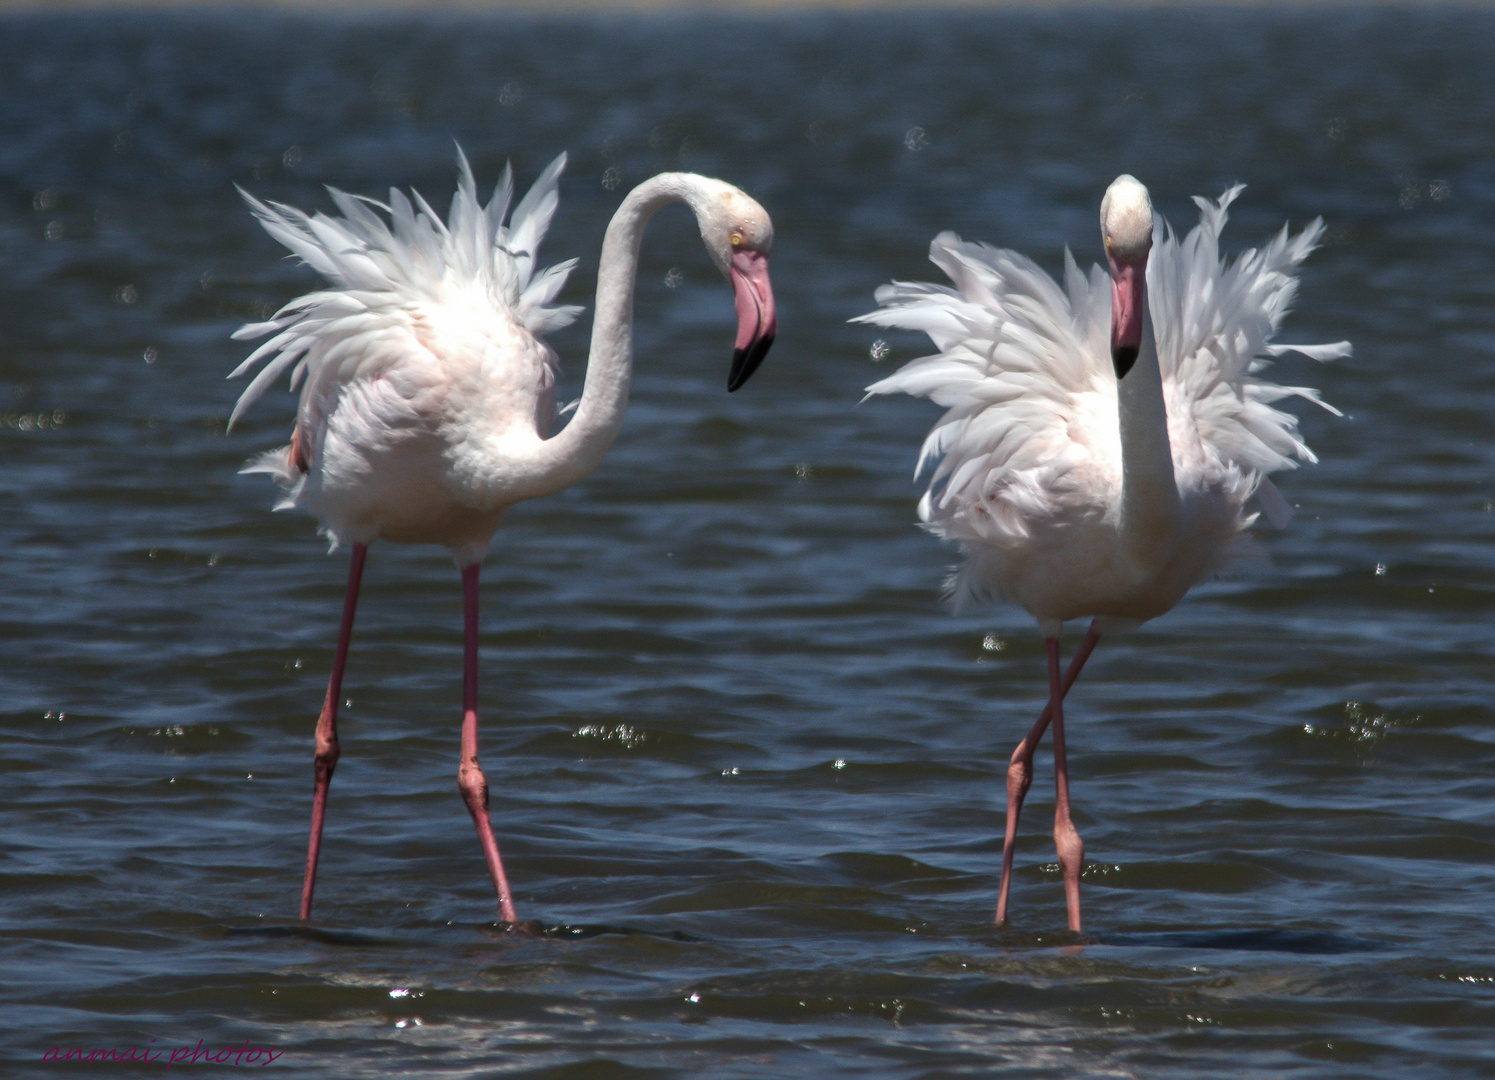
[
  {"left": 727, "top": 248, "right": 776, "bottom": 392},
  {"left": 1108, "top": 252, "right": 1147, "bottom": 379}
]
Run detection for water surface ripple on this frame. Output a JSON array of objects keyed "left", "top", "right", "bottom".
[{"left": 1, "top": 7, "right": 1493, "bottom": 1078}]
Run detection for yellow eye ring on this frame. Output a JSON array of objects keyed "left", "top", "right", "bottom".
[{"left": 730, "top": 232, "right": 743, "bottom": 248}]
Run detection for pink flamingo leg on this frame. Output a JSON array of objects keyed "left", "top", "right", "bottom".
[
  {"left": 300, "top": 543, "right": 368, "bottom": 921},
  {"left": 1048, "top": 636, "right": 1085, "bottom": 933},
  {"left": 456, "top": 563, "right": 518, "bottom": 924},
  {"left": 996, "top": 622, "right": 1099, "bottom": 926}
]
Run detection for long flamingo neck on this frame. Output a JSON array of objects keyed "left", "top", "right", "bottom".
[
  {"left": 530, "top": 174, "right": 712, "bottom": 494},
  {"left": 1116, "top": 290, "right": 1181, "bottom": 565}
]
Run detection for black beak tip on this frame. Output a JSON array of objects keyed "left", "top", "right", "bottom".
[
  {"left": 1112, "top": 344, "right": 1138, "bottom": 380},
  {"left": 727, "top": 333, "right": 775, "bottom": 393}
]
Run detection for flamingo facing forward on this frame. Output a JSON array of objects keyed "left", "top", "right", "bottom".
[
  {"left": 859, "top": 177, "right": 1347, "bottom": 932},
  {"left": 229, "top": 152, "right": 776, "bottom": 922}
]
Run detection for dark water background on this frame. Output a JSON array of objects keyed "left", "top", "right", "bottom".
[{"left": 2, "top": 4, "right": 1493, "bottom": 1077}]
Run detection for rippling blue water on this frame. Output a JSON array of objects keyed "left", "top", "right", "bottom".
[{"left": 2, "top": 5, "right": 1494, "bottom": 1078}]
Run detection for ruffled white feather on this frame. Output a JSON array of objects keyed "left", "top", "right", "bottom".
[
  {"left": 228, "top": 148, "right": 583, "bottom": 433},
  {"left": 859, "top": 186, "right": 1349, "bottom": 606}
]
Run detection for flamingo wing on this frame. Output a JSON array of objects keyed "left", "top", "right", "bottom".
[
  {"left": 857, "top": 232, "right": 1114, "bottom": 550},
  {"left": 1150, "top": 187, "right": 1351, "bottom": 527},
  {"left": 228, "top": 148, "right": 583, "bottom": 433}
]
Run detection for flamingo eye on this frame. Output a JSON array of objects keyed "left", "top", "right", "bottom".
[{"left": 730, "top": 232, "right": 743, "bottom": 248}]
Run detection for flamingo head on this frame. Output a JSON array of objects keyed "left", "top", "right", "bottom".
[
  {"left": 696, "top": 183, "right": 777, "bottom": 392},
  {"left": 1100, "top": 175, "right": 1154, "bottom": 379}
]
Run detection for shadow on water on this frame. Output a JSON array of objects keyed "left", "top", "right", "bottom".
[
  {"left": 223, "top": 921, "right": 702, "bottom": 946},
  {"left": 223, "top": 925, "right": 399, "bottom": 947},
  {"left": 511, "top": 921, "right": 702, "bottom": 943},
  {"left": 1099, "top": 928, "right": 1385, "bottom": 955}
]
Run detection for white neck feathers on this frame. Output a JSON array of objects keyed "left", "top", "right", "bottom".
[
  {"left": 1115, "top": 297, "right": 1181, "bottom": 565},
  {"left": 520, "top": 174, "right": 720, "bottom": 498}
]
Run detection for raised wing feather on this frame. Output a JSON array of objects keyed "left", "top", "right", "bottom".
[
  {"left": 860, "top": 189, "right": 1348, "bottom": 551},
  {"left": 1152, "top": 187, "right": 1349, "bottom": 524},
  {"left": 228, "top": 149, "right": 584, "bottom": 430},
  {"left": 856, "top": 232, "right": 1112, "bottom": 545}
]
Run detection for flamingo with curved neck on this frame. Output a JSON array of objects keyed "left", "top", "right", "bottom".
[
  {"left": 522, "top": 173, "right": 776, "bottom": 502},
  {"left": 229, "top": 154, "right": 776, "bottom": 923}
]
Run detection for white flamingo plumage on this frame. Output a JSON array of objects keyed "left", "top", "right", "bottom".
[
  {"left": 229, "top": 151, "right": 776, "bottom": 923},
  {"left": 858, "top": 177, "right": 1348, "bottom": 932}
]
